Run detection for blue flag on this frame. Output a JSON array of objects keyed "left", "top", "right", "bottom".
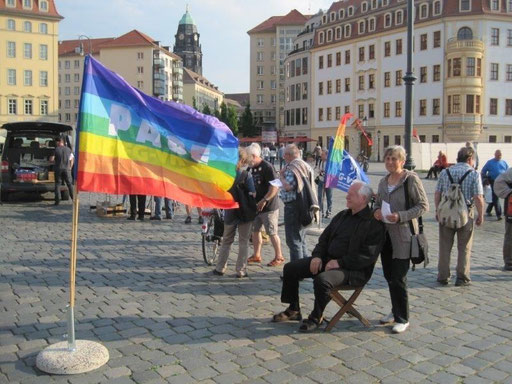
[{"left": 325, "top": 138, "right": 370, "bottom": 192}]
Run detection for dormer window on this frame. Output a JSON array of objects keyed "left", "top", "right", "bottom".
[
  {"left": 339, "top": 9, "right": 345, "bottom": 19},
  {"left": 327, "top": 29, "right": 333, "bottom": 42},
  {"left": 40, "top": 1, "right": 48, "bottom": 11},
  {"left": 23, "top": 0, "right": 32, "bottom": 9},
  {"left": 336, "top": 26, "right": 342, "bottom": 39},
  {"left": 420, "top": 3, "right": 429, "bottom": 18},
  {"left": 460, "top": 0, "right": 471, "bottom": 11},
  {"left": 490, "top": 0, "right": 500, "bottom": 11},
  {"left": 396, "top": 10, "right": 404, "bottom": 24},
  {"left": 322, "top": 15, "right": 327, "bottom": 24},
  {"left": 358, "top": 20, "right": 366, "bottom": 34},
  {"left": 319, "top": 31, "right": 325, "bottom": 44},
  {"left": 361, "top": 1, "right": 368, "bottom": 13},
  {"left": 6, "top": 0, "right": 15, "bottom": 7},
  {"left": 384, "top": 13, "right": 392, "bottom": 28},
  {"left": 344, "top": 24, "right": 352, "bottom": 37},
  {"left": 348, "top": 6, "right": 354, "bottom": 16},
  {"left": 330, "top": 11, "right": 336, "bottom": 22},
  {"left": 369, "top": 17, "right": 376, "bottom": 32},
  {"left": 382, "top": 0, "right": 390, "bottom": 5},
  {"left": 371, "top": 0, "right": 378, "bottom": 9},
  {"left": 433, "top": 0, "right": 442, "bottom": 15}
]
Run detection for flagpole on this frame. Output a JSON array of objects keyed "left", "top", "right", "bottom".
[{"left": 67, "top": 182, "right": 79, "bottom": 351}]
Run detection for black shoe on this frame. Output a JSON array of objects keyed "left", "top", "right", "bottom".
[
  {"left": 54, "top": 201, "right": 59, "bottom": 206},
  {"left": 455, "top": 278, "right": 470, "bottom": 287},
  {"left": 150, "top": 216, "right": 162, "bottom": 221},
  {"left": 272, "top": 309, "right": 302, "bottom": 323},
  {"left": 198, "top": 216, "right": 204, "bottom": 224},
  {"left": 486, "top": 212, "right": 493, "bottom": 217},
  {"left": 165, "top": 215, "right": 173, "bottom": 220},
  {"left": 137, "top": 216, "right": 144, "bottom": 221},
  {"left": 212, "top": 269, "right": 224, "bottom": 276},
  {"left": 127, "top": 216, "right": 136, "bottom": 220},
  {"left": 503, "top": 266, "right": 512, "bottom": 271},
  {"left": 497, "top": 217, "right": 503, "bottom": 221},
  {"left": 298, "top": 317, "right": 323, "bottom": 332},
  {"left": 437, "top": 279, "right": 449, "bottom": 286},
  {"left": 184, "top": 216, "right": 192, "bottom": 224}
]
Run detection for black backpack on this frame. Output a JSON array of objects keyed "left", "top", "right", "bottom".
[{"left": 228, "top": 170, "right": 257, "bottom": 222}]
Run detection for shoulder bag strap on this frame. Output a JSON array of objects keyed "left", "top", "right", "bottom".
[
  {"left": 458, "top": 169, "right": 473, "bottom": 185},
  {"left": 446, "top": 168, "right": 454, "bottom": 184}
]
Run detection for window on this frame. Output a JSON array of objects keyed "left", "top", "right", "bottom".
[
  {"left": 460, "top": 0, "right": 471, "bottom": 11},
  {"left": 336, "top": 52, "right": 341, "bottom": 66},
  {"left": 24, "top": 99, "right": 33, "bottom": 115},
  {"left": 384, "top": 41, "right": 391, "bottom": 57},
  {"left": 74, "top": 99, "right": 79, "bottom": 108},
  {"left": 396, "top": 10, "right": 404, "bottom": 25},
  {"left": 369, "top": 18, "right": 376, "bottom": 32},
  {"left": 40, "top": 71, "right": 48, "bottom": 86},
  {"left": 336, "top": 26, "right": 342, "bottom": 40},
  {"left": 433, "top": 65, "right": 441, "bottom": 81},
  {"left": 348, "top": 6, "right": 354, "bottom": 16},
  {"left": 302, "top": 82, "right": 308, "bottom": 99},
  {"left": 394, "top": 135, "right": 401, "bottom": 145},
  {"left": 39, "top": 23, "right": 48, "bottom": 34},
  {"left": 7, "top": 69, "right": 16, "bottom": 85},
  {"left": 327, "top": 107, "right": 332, "bottom": 121},
  {"left": 433, "top": 31, "right": 441, "bottom": 48},
  {"left": 302, "top": 58, "right": 308, "bottom": 74},
  {"left": 339, "top": 9, "right": 345, "bottom": 19},
  {"left": 419, "top": 99, "right": 427, "bottom": 116},
  {"left": 24, "top": 70, "right": 32, "bottom": 86},
  {"left": 396, "top": 70, "right": 402, "bottom": 86},
  {"left": 420, "top": 34, "right": 428, "bottom": 50},
  {"left": 336, "top": 106, "right": 341, "bottom": 120},
  {"left": 384, "top": 135, "right": 390, "bottom": 148},
  {"left": 24, "top": 43, "right": 32, "bottom": 59},
  {"left": 7, "top": 19, "right": 15, "bottom": 30},
  {"left": 369, "top": 74, "right": 375, "bottom": 89},
  {"left": 369, "top": 45, "right": 375, "bottom": 60},
  {"left": 396, "top": 39, "right": 402, "bottom": 55},
  {"left": 327, "top": 54, "right": 332, "bottom": 67},
  {"left": 24, "top": 21, "right": 32, "bottom": 32},
  {"left": 6, "top": 0, "right": 15, "bottom": 6},
  {"left": 271, "top": 80, "right": 276, "bottom": 89},
  {"left": 491, "top": 63, "right": 499, "bottom": 80},
  {"left": 65, "top": 87, "right": 70, "bottom": 95},
  {"left": 466, "top": 95, "right": 475, "bottom": 113},
  {"left": 318, "top": 108, "right": 324, "bottom": 121},
  {"left": 358, "top": 20, "right": 366, "bottom": 35},
  {"left": 39, "top": 44, "right": 48, "bottom": 60},
  {"left": 23, "top": 0, "right": 32, "bottom": 8},
  {"left": 65, "top": 74, "right": 70, "bottom": 83},
  {"left": 448, "top": 95, "right": 452, "bottom": 113},
  {"left": 302, "top": 108, "right": 308, "bottom": 124},
  {"left": 395, "top": 101, "right": 402, "bottom": 117},
  {"left": 358, "top": 104, "right": 364, "bottom": 118},
  {"left": 464, "top": 57, "right": 475, "bottom": 76},
  {"left": 359, "top": 47, "right": 365, "bottom": 62},
  {"left": 257, "top": 80, "right": 263, "bottom": 90},
  {"left": 65, "top": 100, "right": 71, "bottom": 109},
  {"left": 65, "top": 60, "right": 70, "bottom": 69},
  {"left": 336, "top": 79, "right": 341, "bottom": 93},
  {"left": 506, "top": 136, "right": 512, "bottom": 143},
  {"left": 344, "top": 24, "right": 351, "bottom": 38},
  {"left": 345, "top": 78, "right": 350, "bottom": 92},
  {"left": 256, "top": 95, "right": 263, "bottom": 104},
  {"left": 420, "top": 66, "right": 427, "bottom": 83},
  {"left": 74, "top": 73, "right": 80, "bottom": 82},
  {"left": 369, "top": 103, "right": 375, "bottom": 118},
  {"left": 433, "top": 0, "right": 442, "bottom": 15},
  {"left": 40, "top": 0, "right": 48, "bottom": 11},
  {"left": 257, "top": 66, "right": 263, "bottom": 75},
  {"left": 491, "top": 0, "right": 500, "bottom": 11},
  {"left": 318, "top": 82, "right": 323, "bottom": 95},
  {"left": 420, "top": 3, "right": 428, "bottom": 18},
  {"left": 453, "top": 58, "right": 461, "bottom": 76},
  {"left": 433, "top": 98, "right": 440, "bottom": 115},
  {"left": 256, "top": 52, "right": 263, "bottom": 61},
  {"left": 453, "top": 95, "right": 460, "bottom": 113},
  {"left": 65, "top": 113, "right": 71, "bottom": 122},
  {"left": 432, "top": 135, "right": 440, "bottom": 143},
  {"left": 137, "top": 66, "right": 144, "bottom": 74},
  {"left": 477, "top": 58, "right": 482, "bottom": 76},
  {"left": 7, "top": 41, "right": 16, "bottom": 58},
  {"left": 327, "top": 80, "right": 332, "bottom": 94},
  {"left": 507, "top": 65, "right": 512, "bottom": 81},
  {"left": 257, "top": 38, "right": 264, "bottom": 47},
  {"left": 318, "top": 56, "right": 324, "bottom": 69},
  {"left": 8, "top": 99, "right": 17, "bottom": 115},
  {"left": 327, "top": 29, "right": 333, "bottom": 42},
  {"left": 319, "top": 31, "right": 325, "bottom": 44},
  {"left": 458, "top": 27, "right": 473, "bottom": 40},
  {"left": 490, "top": 98, "right": 498, "bottom": 114},
  {"left": 384, "top": 13, "right": 392, "bottom": 28},
  {"left": 362, "top": 1, "right": 368, "bottom": 12},
  {"left": 384, "top": 72, "right": 390, "bottom": 87},
  {"left": 384, "top": 102, "right": 390, "bottom": 117},
  {"left": 491, "top": 28, "right": 500, "bottom": 45},
  {"left": 345, "top": 106, "right": 350, "bottom": 114},
  {"left": 40, "top": 100, "right": 48, "bottom": 115},
  {"left": 358, "top": 75, "right": 365, "bottom": 90},
  {"left": 330, "top": 11, "right": 336, "bottom": 21},
  {"left": 506, "top": 99, "right": 512, "bottom": 115},
  {"left": 476, "top": 95, "right": 481, "bottom": 113}
]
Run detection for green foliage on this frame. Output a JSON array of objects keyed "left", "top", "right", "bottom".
[
  {"left": 219, "top": 102, "right": 228, "bottom": 124},
  {"left": 239, "top": 103, "right": 258, "bottom": 137},
  {"left": 192, "top": 97, "right": 198, "bottom": 110},
  {"left": 227, "top": 105, "right": 238, "bottom": 136},
  {"left": 202, "top": 104, "right": 211, "bottom": 115}
]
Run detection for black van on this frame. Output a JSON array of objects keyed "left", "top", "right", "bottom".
[{"left": 0, "top": 122, "right": 73, "bottom": 202}]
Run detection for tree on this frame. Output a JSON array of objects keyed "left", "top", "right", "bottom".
[
  {"left": 227, "top": 105, "right": 238, "bottom": 136},
  {"left": 219, "top": 102, "right": 228, "bottom": 125},
  {"left": 239, "top": 104, "right": 258, "bottom": 137},
  {"left": 202, "top": 104, "right": 211, "bottom": 115},
  {"left": 213, "top": 108, "right": 221, "bottom": 119},
  {"left": 192, "top": 97, "right": 198, "bottom": 110}
]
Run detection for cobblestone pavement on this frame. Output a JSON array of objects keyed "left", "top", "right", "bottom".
[{"left": 1, "top": 163, "right": 512, "bottom": 384}]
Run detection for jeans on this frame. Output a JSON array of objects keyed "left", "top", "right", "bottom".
[
  {"left": 486, "top": 180, "right": 502, "bottom": 218},
  {"left": 381, "top": 234, "right": 410, "bottom": 324},
  {"left": 284, "top": 202, "right": 308, "bottom": 262},
  {"left": 317, "top": 182, "right": 332, "bottom": 215},
  {"left": 154, "top": 197, "right": 173, "bottom": 219},
  {"left": 54, "top": 169, "right": 73, "bottom": 203},
  {"left": 281, "top": 257, "right": 349, "bottom": 320}
]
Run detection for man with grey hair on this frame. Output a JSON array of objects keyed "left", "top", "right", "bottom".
[
  {"left": 246, "top": 143, "right": 284, "bottom": 266},
  {"left": 280, "top": 144, "right": 318, "bottom": 262},
  {"left": 272, "top": 182, "right": 386, "bottom": 332}
]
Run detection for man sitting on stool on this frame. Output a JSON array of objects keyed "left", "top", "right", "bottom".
[{"left": 272, "top": 181, "right": 386, "bottom": 332}]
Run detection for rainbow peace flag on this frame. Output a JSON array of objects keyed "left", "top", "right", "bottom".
[
  {"left": 324, "top": 113, "right": 369, "bottom": 192},
  {"left": 76, "top": 56, "right": 238, "bottom": 208}
]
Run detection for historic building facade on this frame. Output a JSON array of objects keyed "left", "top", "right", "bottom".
[
  {"left": 283, "top": 0, "right": 512, "bottom": 159},
  {"left": 0, "top": 0, "right": 62, "bottom": 128},
  {"left": 173, "top": 7, "right": 203, "bottom": 75}
]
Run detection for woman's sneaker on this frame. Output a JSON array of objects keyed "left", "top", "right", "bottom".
[
  {"left": 392, "top": 322, "right": 409, "bottom": 333},
  {"left": 380, "top": 312, "right": 395, "bottom": 324}
]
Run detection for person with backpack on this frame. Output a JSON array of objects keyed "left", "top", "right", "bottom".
[
  {"left": 481, "top": 150, "right": 509, "bottom": 221},
  {"left": 492, "top": 167, "right": 512, "bottom": 271},
  {"left": 279, "top": 144, "right": 319, "bottom": 262},
  {"left": 435, "top": 146, "right": 484, "bottom": 287},
  {"left": 213, "top": 148, "right": 256, "bottom": 278},
  {"left": 373, "top": 145, "right": 429, "bottom": 334}
]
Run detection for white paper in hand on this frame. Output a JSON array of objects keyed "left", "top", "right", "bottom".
[
  {"left": 270, "top": 179, "right": 283, "bottom": 188},
  {"left": 381, "top": 201, "right": 393, "bottom": 224}
]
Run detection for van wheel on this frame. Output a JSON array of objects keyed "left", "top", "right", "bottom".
[
  {"left": 61, "top": 190, "right": 70, "bottom": 201},
  {"left": 0, "top": 190, "right": 8, "bottom": 202}
]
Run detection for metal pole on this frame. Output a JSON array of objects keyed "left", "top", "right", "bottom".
[
  {"left": 403, "top": 0, "right": 416, "bottom": 170},
  {"left": 67, "top": 182, "right": 80, "bottom": 351}
]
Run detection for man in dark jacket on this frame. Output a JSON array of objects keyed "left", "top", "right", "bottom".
[
  {"left": 272, "top": 181, "right": 386, "bottom": 332},
  {"left": 51, "top": 137, "right": 73, "bottom": 205}
]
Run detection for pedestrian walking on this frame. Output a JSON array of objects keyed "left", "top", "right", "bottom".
[
  {"left": 481, "top": 150, "right": 508, "bottom": 221},
  {"left": 151, "top": 197, "right": 174, "bottom": 220},
  {"left": 493, "top": 167, "right": 512, "bottom": 271},
  {"left": 316, "top": 150, "right": 333, "bottom": 218},
  {"left": 278, "top": 144, "right": 285, "bottom": 169}
]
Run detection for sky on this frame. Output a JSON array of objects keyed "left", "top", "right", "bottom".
[{"left": 56, "top": 0, "right": 333, "bottom": 94}]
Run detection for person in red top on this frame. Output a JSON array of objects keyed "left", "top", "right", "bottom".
[{"left": 426, "top": 151, "right": 448, "bottom": 179}]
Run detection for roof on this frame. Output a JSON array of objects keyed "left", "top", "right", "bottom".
[
  {"left": 225, "top": 93, "right": 250, "bottom": 106},
  {"left": 1, "top": 121, "right": 72, "bottom": 133},
  {"left": 0, "top": 0, "right": 63, "bottom": 20},
  {"left": 183, "top": 68, "right": 222, "bottom": 94},
  {"left": 58, "top": 38, "right": 115, "bottom": 56},
  {"left": 248, "top": 9, "right": 310, "bottom": 34},
  {"left": 223, "top": 98, "right": 242, "bottom": 109},
  {"left": 98, "top": 29, "right": 181, "bottom": 60},
  {"left": 179, "top": 9, "right": 195, "bottom": 25}
]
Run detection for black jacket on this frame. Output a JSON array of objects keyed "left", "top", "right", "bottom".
[{"left": 311, "top": 207, "right": 386, "bottom": 286}]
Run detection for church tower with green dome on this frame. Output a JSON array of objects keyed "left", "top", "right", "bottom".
[{"left": 173, "top": 6, "right": 203, "bottom": 75}]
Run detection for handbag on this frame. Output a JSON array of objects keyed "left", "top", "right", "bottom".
[{"left": 404, "top": 177, "right": 429, "bottom": 270}]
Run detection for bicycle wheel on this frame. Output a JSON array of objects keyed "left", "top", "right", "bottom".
[
  {"left": 202, "top": 215, "right": 221, "bottom": 265},
  {"left": 363, "top": 162, "right": 369, "bottom": 172}
]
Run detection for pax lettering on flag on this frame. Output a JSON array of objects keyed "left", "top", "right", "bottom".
[
  {"left": 76, "top": 56, "right": 238, "bottom": 209},
  {"left": 324, "top": 113, "right": 370, "bottom": 192}
]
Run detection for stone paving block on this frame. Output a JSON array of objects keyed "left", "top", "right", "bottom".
[{"left": 104, "top": 366, "right": 132, "bottom": 379}]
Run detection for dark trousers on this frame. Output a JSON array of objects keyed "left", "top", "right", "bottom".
[
  {"left": 54, "top": 168, "right": 73, "bottom": 203},
  {"left": 380, "top": 234, "right": 410, "bottom": 324},
  {"left": 281, "top": 257, "right": 348, "bottom": 320},
  {"left": 129, "top": 195, "right": 146, "bottom": 219},
  {"left": 486, "top": 180, "right": 502, "bottom": 218}
]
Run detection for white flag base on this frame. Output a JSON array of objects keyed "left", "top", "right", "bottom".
[
  {"left": 36, "top": 340, "right": 109, "bottom": 375},
  {"left": 306, "top": 227, "right": 324, "bottom": 237}
]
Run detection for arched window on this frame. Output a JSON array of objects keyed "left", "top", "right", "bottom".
[
  {"left": 23, "top": 21, "right": 32, "bottom": 32},
  {"left": 457, "top": 27, "right": 473, "bottom": 40},
  {"left": 7, "top": 19, "right": 15, "bottom": 30}
]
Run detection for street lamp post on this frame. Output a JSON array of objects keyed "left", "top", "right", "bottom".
[
  {"left": 377, "top": 130, "right": 381, "bottom": 162},
  {"left": 75, "top": 35, "right": 92, "bottom": 56},
  {"left": 403, "top": 0, "right": 416, "bottom": 170}
]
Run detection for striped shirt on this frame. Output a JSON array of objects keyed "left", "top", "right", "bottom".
[{"left": 436, "top": 162, "right": 483, "bottom": 205}]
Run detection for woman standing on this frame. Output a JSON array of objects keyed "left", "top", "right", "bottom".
[
  {"left": 213, "top": 149, "right": 256, "bottom": 278},
  {"left": 374, "top": 145, "right": 429, "bottom": 333}
]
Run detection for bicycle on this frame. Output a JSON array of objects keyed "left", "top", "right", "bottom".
[
  {"left": 356, "top": 152, "right": 370, "bottom": 173},
  {"left": 201, "top": 209, "right": 224, "bottom": 265}
]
